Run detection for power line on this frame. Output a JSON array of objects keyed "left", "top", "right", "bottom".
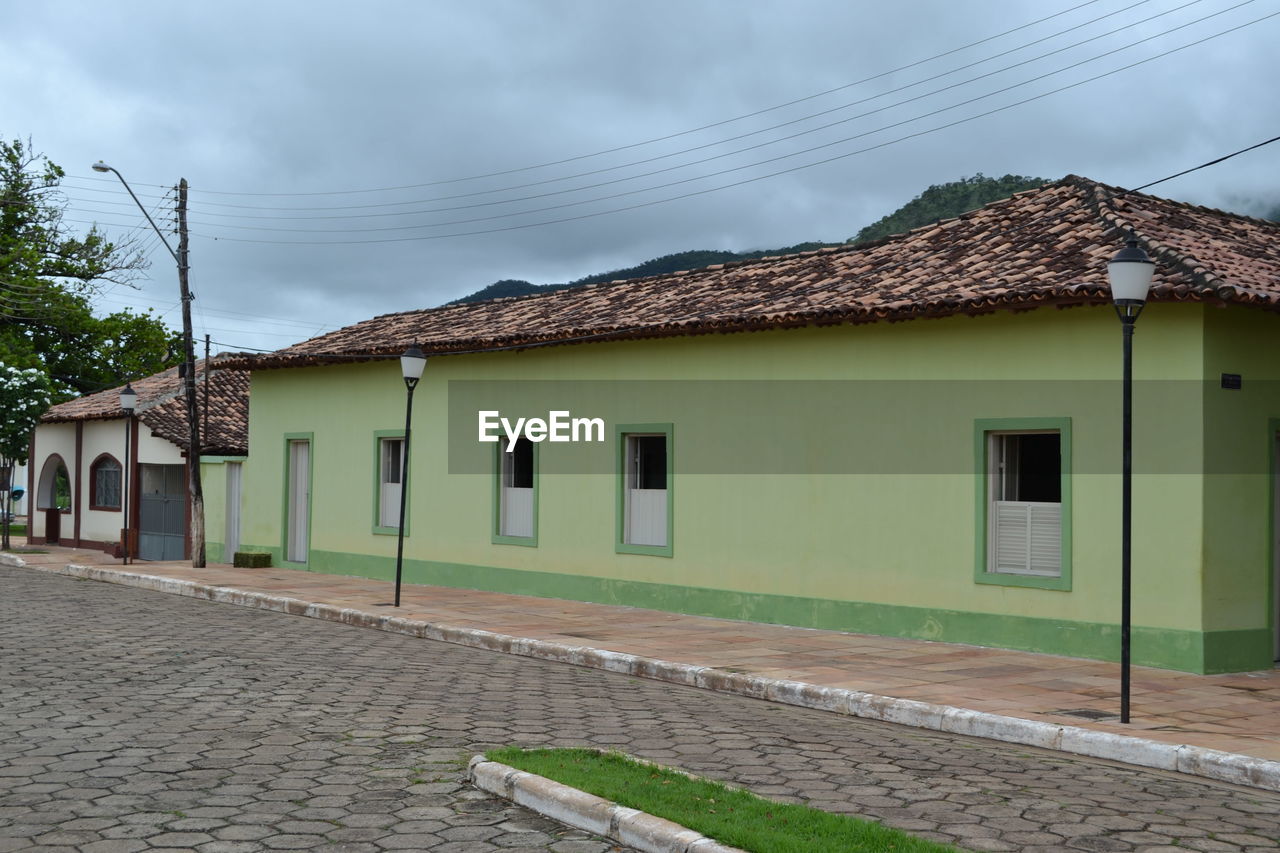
[
  {"left": 175, "top": 0, "right": 1193, "bottom": 220},
  {"left": 242, "top": 134, "right": 1280, "bottom": 363},
  {"left": 172, "top": 0, "right": 1170, "bottom": 216},
  {"left": 183, "top": 0, "right": 1238, "bottom": 235},
  {"left": 145, "top": 132, "right": 1280, "bottom": 362},
  {"left": 193, "top": 9, "right": 1280, "bottom": 245},
  {"left": 149, "top": 0, "right": 1112, "bottom": 200}
]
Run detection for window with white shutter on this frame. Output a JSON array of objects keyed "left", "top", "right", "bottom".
[
  {"left": 989, "top": 432, "right": 1061, "bottom": 576},
  {"left": 372, "top": 432, "right": 407, "bottom": 535},
  {"left": 494, "top": 437, "right": 536, "bottom": 544},
  {"left": 378, "top": 438, "right": 404, "bottom": 529},
  {"left": 975, "top": 419, "right": 1072, "bottom": 590},
  {"left": 616, "top": 424, "right": 674, "bottom": 557}
]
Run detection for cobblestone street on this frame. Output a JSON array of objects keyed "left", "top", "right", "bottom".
[{"left": 2, "top": 566, "right": 1278, "bottom": 852}]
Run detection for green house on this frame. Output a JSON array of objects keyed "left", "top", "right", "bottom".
[{"left": 213, "top": 176, "right": 1280, "bottom": 674}]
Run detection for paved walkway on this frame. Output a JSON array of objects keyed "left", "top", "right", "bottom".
[
  {"left": 12, "top": 546, "right": 1280, "bottom": 766},
  {"left": 13, "top": 563, "right": 1280, "bottom": 853}
]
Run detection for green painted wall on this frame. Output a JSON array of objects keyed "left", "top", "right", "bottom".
[
  {"left": 1200, "top": 306, "right": 1280, "bottom": 662},
  {"left": 200, "top": 457, "right": 236, "bottom": 564},
  {"left": 233, "top": 303, "right": 1276, "bottom": 672}
]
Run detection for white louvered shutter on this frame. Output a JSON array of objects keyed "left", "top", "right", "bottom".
[{"left": 992, "top": 500, "right": 1060, "bottom": 576}]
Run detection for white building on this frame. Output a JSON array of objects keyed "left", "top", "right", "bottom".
[{"left": 29, "top": 362, "right": 248, "bottom": 560}]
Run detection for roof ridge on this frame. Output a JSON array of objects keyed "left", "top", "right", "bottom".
[{"left": 1082, "top": 179, "right": 1265, "bottom": 299}]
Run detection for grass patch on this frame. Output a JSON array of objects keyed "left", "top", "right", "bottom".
[{"left": 486, "top": 747, "right": 956, "bottom": 853}]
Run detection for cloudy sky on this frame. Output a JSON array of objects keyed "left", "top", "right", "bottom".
[{"left": 4, "top": 0, "right": 1279, "bottom": 354}]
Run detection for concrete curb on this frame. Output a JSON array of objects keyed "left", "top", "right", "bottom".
[
  {"left": 0, "top": 553, "right": 27, "bottom": 568},
  {"left": 469, "top": 756, "right": 743, "bottom": 853},
  {"left": 26, "top": 561, "right": 1280, "bottom": 794}
]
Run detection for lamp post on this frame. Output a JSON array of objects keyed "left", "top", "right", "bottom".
[
  {"left": 92, "top": 161, "right": 205, "bottom": 567},
  {"left": 394, "top": 346, "right": 428, "bottom": 607},
  {"left": 119, "top": 383, "right": 137, "bottom": 565},
  {"left": 1106, "top": 235, "right": 1155, "bottom": 724}
]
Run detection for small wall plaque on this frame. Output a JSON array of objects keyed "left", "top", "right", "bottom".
[{"left": 1221, "top": 373, "right": 1242, "bottom": 390}]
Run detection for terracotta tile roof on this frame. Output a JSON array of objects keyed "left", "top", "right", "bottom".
[
  {"left": 220, "top": 175, "right": 1280, "bottom": 370},
  {"left": 40, "top": 361, "right": 250, "bottom": 456}
]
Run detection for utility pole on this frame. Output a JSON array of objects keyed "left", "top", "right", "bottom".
[
  {"left": 91, "top": 162, "right": 206, "bottom": 567},
  {"left": 178, "top": 179, "right": 205, "bottom": 567}
]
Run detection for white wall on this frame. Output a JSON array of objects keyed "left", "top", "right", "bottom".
[
  {"left": 30, "top": 417, "right": 185, "bottom": 547},
  {"left": 79, "top": 419, "right": 129, "bottom": 545},
  {"left": 30, "top": 422, "right": 76, "bottom": 540}
]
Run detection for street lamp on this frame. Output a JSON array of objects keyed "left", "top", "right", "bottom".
[
  {"left": 393, "top": 345, "right": 428, "bottom": 607},
  {"left": 119, "top": 383, "right": 137, "bottom": 565},
  {"left": 1106, "top": 234, "right": 1155, "bottom": 725},
  {"left": 92, "top": 160, "right": 205, "bottom": 567}
]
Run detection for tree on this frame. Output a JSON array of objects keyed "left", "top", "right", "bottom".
[
  {"left": 0, "top": 363, "right": 52, "bottom": 550},
  {"left": 847, "top": 173, "right": 1050, "bottom": 246},
  {"left": 1, "top": 137, "right": 176, "bottom": 400}
]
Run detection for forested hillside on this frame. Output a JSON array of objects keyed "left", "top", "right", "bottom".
[
  {"left": 449, "top": 174, "right": 1050, "bottom": 305},
  {"left": 847, "top": 173, "right": 1049, "bottom": 245}
]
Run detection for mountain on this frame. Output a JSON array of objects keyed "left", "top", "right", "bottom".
[
  {"left": 447, "top": 244, "right": 839, "bottom": 305},
  {"left": 447, "top": 174, "right": 1050, "bottom": 305},
  {"left": 847, "top": 173, "right": 1050, "bottom": 245}
]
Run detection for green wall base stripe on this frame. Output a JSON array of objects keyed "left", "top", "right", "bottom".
[{"left": 226, "top": 543, "right": 1274, "bottom": 674}]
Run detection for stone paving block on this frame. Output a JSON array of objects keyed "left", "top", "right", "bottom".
[{"left": 5, "top": 566, "right": 1280, "bottom": 853}]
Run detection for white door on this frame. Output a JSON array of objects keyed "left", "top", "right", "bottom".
[
  {"left": 287, "top": 440, "right": 310, "bottom": 563},
  {"left": 225, "top": 461, "right": 242, "bottom": 560}
]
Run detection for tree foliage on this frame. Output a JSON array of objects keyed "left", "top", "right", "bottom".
[
  {"left": 451, "top": 243, "right": 842, "bottom": 305},
  {"left": 0, "top": 363, "right": 51, "bottom": 549},
  {"left": 1, "top": 137, "right": 177, "bottom": 401},
  {"left": 847, "top": 173, "right": 1050, "bottom": 245},
  {"left": 0, "top": 363, "right": 50, "bottom": 461}
]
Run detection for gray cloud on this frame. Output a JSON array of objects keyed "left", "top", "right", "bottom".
[{"left": 4, "top": 0, "right": 1278, "bottom": 353}]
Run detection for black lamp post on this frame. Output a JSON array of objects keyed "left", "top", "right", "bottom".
[
  {"left": 1106, "top": 235, "right": 1155, "bottom": 724},
  {"left": 119, "top": 383, "right": 137, "bottom": 565},
  {"left": 394, "top": 345, "right": 428, "bottom": 607}
]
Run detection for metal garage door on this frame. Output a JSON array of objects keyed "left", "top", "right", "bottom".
[{"left": 138, "top": 464, "right": 185, "bottom": 561}]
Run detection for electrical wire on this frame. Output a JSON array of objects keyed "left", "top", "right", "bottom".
[
  {"left": 164, "top": 0, "right": 1171, "bottom": 216},
  {"left": 154, "top": 0, "right": 1114, "bottom": 200},
  {"left": 181, "top": 0, "right": 1246, "bottom": 235},
  {"left": 219, "top": 132, "right": 1280, "bottom": 362},
  {"left": 190, "top": 9, "right": 1280, "bottom": 245},
  {"left": 173, "top": 0, "right": 1197, "bottom": 220}
]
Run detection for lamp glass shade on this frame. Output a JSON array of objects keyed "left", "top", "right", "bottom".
[
  {"left": 92, "top": 161, "right": 111, "bottom": 173},
  {"left": 1107, "top": 241, "right": 1155, "bottom": 303},
  {"left": 400, "top": 346, "right": 427, "bottom": 382},
  {"left": 119, "top": 383, "right": 137, "bottom": 413}
]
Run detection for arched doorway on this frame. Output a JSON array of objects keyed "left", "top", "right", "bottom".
[{"left": 36, "top": 455, "right": 71, "bottom": 543}]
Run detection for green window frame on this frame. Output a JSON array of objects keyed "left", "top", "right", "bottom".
[
  {"left": 615, "top": 423, "right": 674, "bottom": 558},
  {"left": 372, "top": 430, "right": 409, "bottom": 536},
  {"left": 974, "top": 417, "right": 1072, "bottom": 591},
  {"left": 492, "top": 437, "right": 539, "bottom": 547}
]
